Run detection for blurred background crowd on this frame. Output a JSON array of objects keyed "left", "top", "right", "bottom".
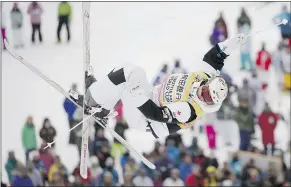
[{"left": 1, "top": 1, "right": 291, "bottom": 187}]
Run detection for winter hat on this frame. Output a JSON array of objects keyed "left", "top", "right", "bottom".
[
  {"left": 105, "top": 157, "right": 114, "bottom": 167},
  {"left": 90, "top": 155, "right": 99, "bottom": 167},
  {"left": 206, "top": 166, "right": 216, "bottom": 173}
]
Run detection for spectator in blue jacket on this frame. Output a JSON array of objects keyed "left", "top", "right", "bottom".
[
  {"left": 229, "top": 153, "right": 242, "bottom": 178},
  {"left": 98, "top": 157, "right": 119, "bottom": 185},
  {"left": 179, "top": 154, "right": 193, "bottom": 182},
  {"left": 12, "top": 162, "right": 34, "bottom": 187},
  {"left": 63, "top": 83, "right": 79, "bottom": 144},
  {"left": 273, "top": 4, "right": 291, "bottom": 40}
]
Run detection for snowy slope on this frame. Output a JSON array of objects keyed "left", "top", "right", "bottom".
[{"left": 1, "top": 2, "right": 290, "bottom": 183}]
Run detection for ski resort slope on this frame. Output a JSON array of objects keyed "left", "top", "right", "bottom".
[{"left": 1, "top": 2, "right": 290, "bottom": 183}]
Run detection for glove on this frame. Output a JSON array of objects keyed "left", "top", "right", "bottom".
[{"left": 161, "top": 107, "right": 174, "bottom": 123}]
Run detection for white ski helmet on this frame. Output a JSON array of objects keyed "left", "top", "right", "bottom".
[{"left": 208, "top": 77, "right": 228, "bottom": 104}]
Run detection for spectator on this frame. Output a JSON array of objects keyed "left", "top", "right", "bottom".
[
  {"left": 237, "top": 78, "right": 257, "bottom": 115},
  {"left": 153, "top": 63, "right": 168, "bottom": 86},
  {"left": 210, "top": 21, "right": 226, "bottom": 45},
  {"left": 237, "top": 7, "right": 251, "bottom": 30},
  {"left": 237, "top": 7, "right": 253, "bottom": 70},
  {"left": 27, "top": 2, "right": 43, "bottom": 43},
  {"left": 150, "top": 141, "right": 162, "bottom": 159},
  {"left": 155, "top": 148, "right": 174, "bottom": 180},
  {"left": 99, "top": 157, "right": 119, "bottom": 185},
  {"left": 39, "top": 118, "right": 57, "bottom": 145},
  {"left": 263, "top": 162, "right": 278, "bottom": 186},
  {"left": 214, "top": 12, "right": 228, "bottom": 39},
  {"left": 26, "top": 161, "right": 43, "bottom": 186},
  {"left": 11, "top": 162, "right": 34, "bottom": 187},
  {"left": 63, "top": 83, "right": 80, "bottom": 145},
  {"left": 125, "top": 158, "right": 139, "bottom": 176},
  {"left": 99, "top": 145, "right": 112, "bottom": 169},
  {"left": 122, "top": 172, "right": 134, "bottom": 187},
  {"left": 256, "top": 42, "right": 272, "bottom": 88},
  {"left": 59, "top": 165, "right": 69, "bottom": 186},
  {"left": 185, "top": 166, "right": 204, "bottom": 187},
  {"left": 152, "top": 170, "right": 163, "bottom": 187},
  {"left": 39, "top": 143, "right": 54, "bottom": 176},
  {"left": 219, "top": 161, "right": 233, "bottom": 181},
  {"left": 204, "top": 166, "right": 218, "bottom": 186},
  {"left": 57, "top": 2, "right": 72, "bottom": 43},
  {"left": 1, "top": 5, "right": 7, "bottom": 50},
  {"left": 241, "top": 159, "right": 263, "bottom": 187},
  {"left": 48, "top": 155, "right": 65, "bottom": 182},
  {"left": 234, "top": 100, "right": 254, "bottom": 151},
  {"left": 273, "top": 4, "right": 291, "bottom": 40},
  {"left": 248, "top": 71, "right": 264, "bottom": 115},
  {"left": 193, "top": 150, "right": 208, "bottom": 176},
  {"left": 166, "top": 139, "right": 180, "bottom": 164},
  {"left": 89, "top": 155, "right": 102, "bottom": 185},
  {"left": 165, "top": 133, "right": 183, "bottom": 147},
  {"left": 93, "top": 128, "right": 110, "bottom": 157},
  {"left": 206, "top": 152, "right": 219, "bottom": 169},
  {"left": 31, "top": 151, "right": 47, "bottom": 178},
  {"left": 22, "top": 116, "right": 37, "bottom": 161},
  {"left": 229, "top": 153, "right": 242, "bottom": 178},
  {"left": 10, "top": 3, "right": 24, "bottom": 49},
  {"left": 163, "top": 168, "right": 184, "bottom": 186},
  {"left": 5, "top": 151, "right": 18, "bottom": 184},
  {"left": 49, "top": 171, "right": 65, "bottom": 186},
  {"left": 258, "top": 102, "right": 280, "bottom": 155},
  {"left": 172, "top": 59, "right": 187, "bottom": 74},
  {"left": 132, "top": 168, "right": 154, "bottom": 186},
  {"left": 280, "top": 40, "right": 291, "bottom": 90},
  {"left": 111, "top": 119, "right": 128, "bottom": 157},
  {"left": 179, "top": 154, "right": 193, "bottom": 181},
  {"left": 187, "top": 137, "right": 201, "bottom": 158},
  {"left": 72, "top": 162, "right": 91, "bottom": 184},
  {"left": 100, "top": 171, "right": 116, "bottom": 186},
  {"left": 71, "top": 175, "right": 86, "bottom": 187}
]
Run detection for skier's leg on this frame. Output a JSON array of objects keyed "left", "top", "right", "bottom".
[{"left": 87, "top": 64, "right": 150, "bottom": 110}]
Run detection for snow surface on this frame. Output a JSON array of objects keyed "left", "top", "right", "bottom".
[{"left": 1, "top": 1, "right": 290, "bottom": 183}]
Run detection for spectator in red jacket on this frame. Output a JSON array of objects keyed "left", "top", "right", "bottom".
[
  {"left": 256, "top": 43, "right": 272, "bottom": 89},
  {"left": 185, "top": 166, "right": 204, "bottom": 187},
  {"left": 256, "top": 43, "right": 272, "bottom": 70},
  {"left": 258, "top": 102, "right": 280, "bottom": 156}
]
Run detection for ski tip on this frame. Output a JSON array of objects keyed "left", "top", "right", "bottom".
[
  {"left": 142, "top": 159, "right": 156, "bottom": 170},
  {"left": 80, "top": 172, "right": 87, "bottom": 179}
]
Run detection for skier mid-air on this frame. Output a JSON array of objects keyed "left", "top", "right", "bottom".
[{"left": 69, "top": 33, "right": 248, "bottom": 139}]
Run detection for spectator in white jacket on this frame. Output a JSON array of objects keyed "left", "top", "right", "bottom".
[
  {"left": 163, "top": 168, "right": 184, "bottom": 186},
  {"left": 132, "top": 168, "right": 153, "bottom": 186},
  {"left": 10, "top": 3, "right": 24, "bottom": 48}
]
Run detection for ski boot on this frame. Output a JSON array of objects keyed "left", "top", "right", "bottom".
[
  {"left": 85, "top": 65, "right": 97, "bottom": 90},
  {"left": 68, "top": 87, "right": 113, "bottom": 120}
]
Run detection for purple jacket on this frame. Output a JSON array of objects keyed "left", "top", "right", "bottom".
[
  {"left": 27, "top": 3, "right": 42, "bottom": 24},
  {"left": 39, "top": 150, "right": 54, "bottom": 174},
  {"left": 211, "top": 27, "right": 225, "bottom": 45}
]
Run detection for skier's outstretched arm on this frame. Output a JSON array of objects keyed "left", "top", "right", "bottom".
[{"left": 203, "top": 33, "right": 247, "bottom": 72}]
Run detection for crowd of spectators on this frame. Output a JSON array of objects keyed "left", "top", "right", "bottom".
[
  {"left": 1, "top": 2, "right": 72, "bottom": 50},
  {"left": 2, "top": 2, "right": 291, "bottom": 187}
]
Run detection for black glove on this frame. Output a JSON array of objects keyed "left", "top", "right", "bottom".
[{"left": 203, "top": 44, "right": 229, "bottom": 71}]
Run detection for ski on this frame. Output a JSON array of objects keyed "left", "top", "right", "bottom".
[
  {"left": 80, "top": 2, "right": 91, "bottom": 179},
  {"left": 4, "top": 39, "right": 156, "bottom": 170}
]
